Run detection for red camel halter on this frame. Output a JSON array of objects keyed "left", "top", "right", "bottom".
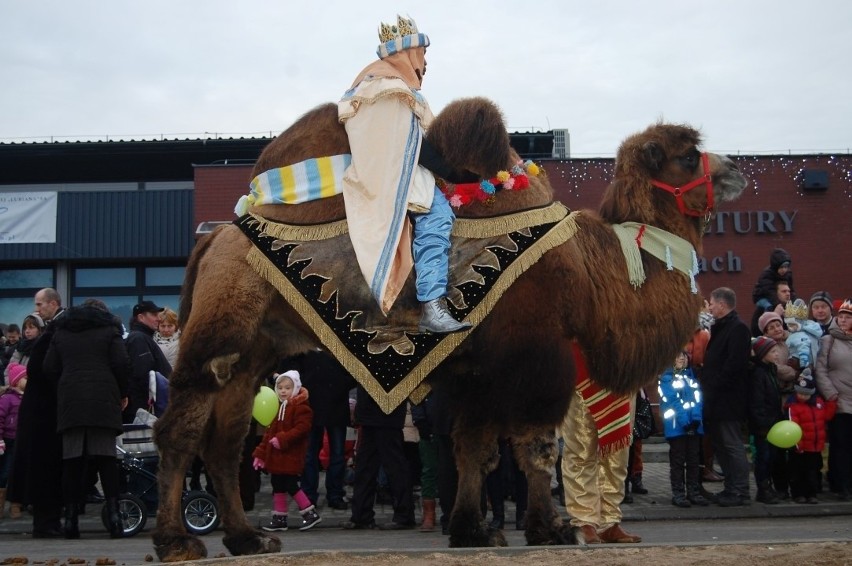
[{"left": 650, "top": 152, "right": 713, "bottom": 218}]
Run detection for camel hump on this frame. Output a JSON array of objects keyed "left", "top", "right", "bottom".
[
  {"left": 252, "top": 103, "right": 351, "bottom": 176},
  {"left": 427, "top": 97, "right": 511, "bottom": 179}
]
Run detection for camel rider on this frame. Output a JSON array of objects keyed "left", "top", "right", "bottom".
[{"left": 338, "top": 15, "right": 473, "bottom": 334}]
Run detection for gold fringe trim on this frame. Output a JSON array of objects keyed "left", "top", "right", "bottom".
[
  {"left": 452, "top": 202, "right": 570, "bottom": 238},
  {"left": 247, "top": 213, "right": 348, "bottom": 241},
  {"left": 246, "top": 210, "right": 581, "bottom": 413},
  {"left": 598, "top": 435, "right": 632, "bottom": 458},
  {"left": 400, "top": 210, "right": 581, "bottom": 407}
]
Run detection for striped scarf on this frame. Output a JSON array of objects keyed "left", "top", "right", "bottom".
[
  {"left": 572, "top": 342, "right": 632, "bottom": 456},
  {"left": 234, "top": 154, "right": 352, "bottom": 215}
]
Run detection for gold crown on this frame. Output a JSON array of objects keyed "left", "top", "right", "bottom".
[
  {"left": 378, "top": 15, "right": 419, "bottom": 43},
  {"left": 784, "top": 299, "right": 809, "bottom": 320}
]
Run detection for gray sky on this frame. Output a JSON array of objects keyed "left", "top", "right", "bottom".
[{"left": 1, "top": 1, "right": 850, "bottom": 157}]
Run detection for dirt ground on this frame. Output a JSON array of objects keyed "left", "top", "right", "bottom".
[{"left": 207, "top": 542, "right": 852, "bottom": 566}]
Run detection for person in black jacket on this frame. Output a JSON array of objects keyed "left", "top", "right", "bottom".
[
  {"left": 341, "top": 385, "right": 414, "bottom": 530},
  {"left": 703, "top": 287, "right": 753, "bottom": 507},
  {"left": 747, "top": 336, "right": 784, "bottom": 504},
  {"left": 123, "top": 301, "right": 172, "bottom": 422},
  {"left": 44, "top": 300, "right": 130, "bottom": 539},
  {"left": 7, "top": 288, "right": 65, "bottom": 538},
  {"left": 280, "top": 349, "right": 356, "bottom": 509}
]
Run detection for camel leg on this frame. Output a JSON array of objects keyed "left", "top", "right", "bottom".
[
  {"left": 448, "top": 421, "right": 506, "bottom": 547},
  {"left": 512, "top": 427, "right": 577, "bottom": 545},
  {"left": 152, "top": 384, "right": 216, "bottom": 562},
  {"left": 203, "top": 371, "right": 281, "bottom": 557}
]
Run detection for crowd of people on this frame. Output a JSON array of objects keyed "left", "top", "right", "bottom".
[
  {"left": 0, "top": 289, "right": 177, "bottom": 537},
  {"left": 2, "top": 243, "right": 852, "bottom": 545}
]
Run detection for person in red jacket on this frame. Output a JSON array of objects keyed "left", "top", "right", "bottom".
[
  {"left": 252, "top": 370, "right": 321, "bottom": 531},
  {"left": 784, "top": 370, "right": 837, "bottom": 504}
]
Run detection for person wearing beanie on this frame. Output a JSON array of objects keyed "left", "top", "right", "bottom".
[
  {"left": 747, "top": 336, "right": 785, "bottom": 504},
  {"left": 752, "top": 248, "right": 796, "bottom": 308},
  {"left": 784, "top": 368, "right": 837, "bottom": 503},
  {"left": 808, "top": 291, "right": 834, "bottom": 335},
  {"left": 815, "top": 298, "right": 852, "bottom": 499},
  {"left": 252, "top": 369, "right": 321, "bottom": 532},
  {"left": 337, "top": 15, "right": 473, "bottom": 334},
  {"left": 758, "top": 311, "right": 798, "bottom": 393},
  {"left": 750, "top": 248, "right": 795, "bottom": 337},
  {"left": 0, "top": 362, "right": 27, "bottom": 518}
]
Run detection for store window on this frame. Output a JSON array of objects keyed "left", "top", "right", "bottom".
[
  {"left": 71, "top": 264, "right": 184, "bottom": 327},
  {"left": 0, "top": 267, "right": 55, "bottom": 328}
]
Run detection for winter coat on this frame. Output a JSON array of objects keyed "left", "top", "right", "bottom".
[
  {"left": 770, "top": 338, "right": 798, "bottom": 393},
  {"left": 154, "top": 330, "right": 180, "bottom": 369},
  {"left": 702, "top": 310, "right": 752, "bottom": 422},
  {"left": 281, "top": 350, "right": 355, "bottom": 428},
  {"left": 124, "top": 319, "right": 172, "bottom": 422},
  {"left": 0, "top": 388, "right": 23, "bottom": 440},
  {"left": 43, "top": 305, "right": 130, "bottom": 435},
  {"left": 747, "top": 359, "right": 784, "bottom": 436},
  {"left": 253, "top": 387, "right": 313, "bottom": 476},
  {"left": 784, "top": 394, "right": 836, "bottom": 453},
  {"left": 658, "top": 366, "right": 704, "bottom": 439},
  {"left": 354, "top": 383, "right": 406, "bottom": 428},
  {"left": 6, "top": 309, "right": 65, "bottom": 507},
  {"left": 751, "top": 248, "right": 795, "bottom": 306},
  {"left": 815, "top": 328, "right": 852, "bottom": 414}
]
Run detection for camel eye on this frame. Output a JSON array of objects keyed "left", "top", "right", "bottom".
[{"left": 678, "top": 150, "right": 700, "bottom": 170}]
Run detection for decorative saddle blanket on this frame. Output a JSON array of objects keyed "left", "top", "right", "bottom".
[{"left": 235, "top": 202, "right": 579, "bottom": 413}]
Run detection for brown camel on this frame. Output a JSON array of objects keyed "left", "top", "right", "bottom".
[{"left": 151, "top": 98, "right": 747, "bottom": 560}]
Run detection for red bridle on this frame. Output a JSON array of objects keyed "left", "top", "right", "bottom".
[{"left": 650, "top": 152, "right": 714, "bottom": 218}]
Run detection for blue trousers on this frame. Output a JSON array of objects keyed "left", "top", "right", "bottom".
[
  {"left": 301, "top": 425, "right": 347, "bottom": 506},
  {"left": 412, "top": 187, "right": 455, "bottom": 302}
]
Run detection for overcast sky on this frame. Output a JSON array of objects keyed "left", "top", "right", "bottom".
[{"left": 1, "top": 1, "right": 850, "bottom": 157}]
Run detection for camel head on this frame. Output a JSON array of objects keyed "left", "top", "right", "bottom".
[{"left": 599, "top": 122, "right": 747, "bottom": 241}]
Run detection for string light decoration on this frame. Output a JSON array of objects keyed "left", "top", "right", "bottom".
[{"left": 545, "top": 155, "right": 852, "bottom": 201}]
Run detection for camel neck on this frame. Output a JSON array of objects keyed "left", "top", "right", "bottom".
[{"left": 611, "top": 222, "right": 699, "bottom": 293}]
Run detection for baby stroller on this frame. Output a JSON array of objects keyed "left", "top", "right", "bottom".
[{"left": 109, "top": 422, "right": 220, "bottom": 537}]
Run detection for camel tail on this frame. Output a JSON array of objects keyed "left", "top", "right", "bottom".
[{"left": 178, "top": 227, "right": 222, "bottom": 329}]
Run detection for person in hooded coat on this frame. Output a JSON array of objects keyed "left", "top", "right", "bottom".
[{"left": 43, "top": 300, "right": 130, "bottom": 538}]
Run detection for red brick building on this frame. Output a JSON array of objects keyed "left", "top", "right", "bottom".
[{"left": 195, "top": 154, "right": 852, "bottom": 309}]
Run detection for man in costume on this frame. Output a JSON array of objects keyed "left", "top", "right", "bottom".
[
  {"left": 338, "top": 15, "right": 473, "bottom": 334},
  {"left": 559, "top": 344, "right": 642, "bottom": 544}
]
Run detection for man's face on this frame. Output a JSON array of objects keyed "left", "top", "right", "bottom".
[
  {"left": 708, "top": 296, "right": 728, "bottom": 320},
  {"left": 34, "top": 291, "right": 58, "bottom": 320},
  {"left": 776, "top": 284, "right": 791, "bottom": 303},
  {"left": 137, "top": 311, "right": 161, "bottom": 331},
  {"left": 811, "top": 302, "right": 832, "bottom": 324},
  {"left": 35, "top": 291, "right": 59, "bottom": 322}
]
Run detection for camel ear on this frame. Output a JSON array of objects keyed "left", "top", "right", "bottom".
[{"left": 640, "top": 141, "right": 666, "bottom": 173}]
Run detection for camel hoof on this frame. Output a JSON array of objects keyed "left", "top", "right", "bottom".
[
  {"left": 153, "top": 533, "right": 208, "bottom": 562},
  {"left": 524, "top": 520, "right": 579, "bottom": 546},
  {"left": 222, "top": 529, "right": 282, "bottom": 556},
  {"left": 449, "top": 522, "right": 507, "bottom": 548}
]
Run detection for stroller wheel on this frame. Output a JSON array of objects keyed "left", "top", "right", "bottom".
[
  {"left": 182, "top": 490, "right": 220, "bottom": 535},
  {"left": 102, "top": 493, "right": 147, "bottom": 537}
]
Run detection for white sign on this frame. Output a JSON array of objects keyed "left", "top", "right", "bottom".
[{"left": 0, "top": 192, "right": 58, "bottom": 244}]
